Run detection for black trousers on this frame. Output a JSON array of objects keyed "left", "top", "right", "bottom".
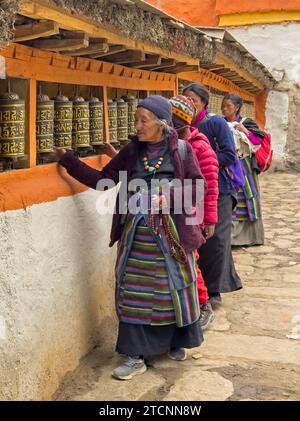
[{"left": 198, "top": 193, "right": 242, "bottom": 295}]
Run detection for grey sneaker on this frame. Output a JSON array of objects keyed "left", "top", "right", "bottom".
[
  {"left": 168, "top": 348, "right": 187, "bottom": 361},
  {"left": 200, "top": 302, "right": 215, "bottom": 331},
  {"left": 112, "top": 356, "right": 147, "bottom": 380},
  {"left": 208, "top": 293, "right": 222, "bottom": 306}
]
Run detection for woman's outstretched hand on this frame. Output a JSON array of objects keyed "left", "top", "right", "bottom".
[
  {"left": 203, "top": 224, "right": 215, "bottom": 240},
  {"left": 151, "top": 194, "right": 168, "bottom": 212},
  {"left": 53, "top": 146, "right": 67, "bottom": 160},
  {"left": 102, "top": 143, "right": 118, "bottom": 158}
]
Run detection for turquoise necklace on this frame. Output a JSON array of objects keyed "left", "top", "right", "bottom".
[{"left": 142, "top": 155, "right": 164, "bottom": 173}]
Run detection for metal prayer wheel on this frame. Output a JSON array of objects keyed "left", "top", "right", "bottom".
[
  {"left": 107, "top": 99, "right": 118, "bottom": 142},
  {"left": 36, "top": 92, "right": 54, "bottom": 153},
  {"left": 71, "top": 94, "right": 90, "bottom": 148},
  {"left": 108, "top": 99, "right": 117, "bottom": 142},
  {"left": 123, "top": 96, "right": 138, "bottom": 136},
  {"left": 88, "top": 96, "right": 104, "bottom": 145},
  {"left": 53, "top": 93, "right": 73, "bottom": 149},
  {"left": 116, "top": 98, "right": 128, "bottom": 144},
  {"left": 0, "top": 91, "right": 25, "bottom": 158}
]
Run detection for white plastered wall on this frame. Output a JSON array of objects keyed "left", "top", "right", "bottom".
[
  {"left": 229, "top": 22, "right": 300, "bottom": 165},
  {"left": 0, "top": 188, "right": 118, "bottom": 400}
]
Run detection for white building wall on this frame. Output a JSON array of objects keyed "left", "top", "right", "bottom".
[
  {"left": 228, "top": 22, "right": 300, "bottom": 83},
  {"left": 229, "top": 22, "right": 300, "bottom": 167},
  {"left": 265, "top": 90, "right": 289, "bottom": 158},
  {"left": 0, "top": 188, "right": 118, "bottom": 400}
]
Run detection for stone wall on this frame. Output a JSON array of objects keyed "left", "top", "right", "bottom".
[
  {"left": 286, "top": 86, "right": 300, "bottom": 171},
  {"left": 49, "top": 0, "right": 214, "bottom": 62},
  {"left": 0, "top": 0, "right": 20, "bottom": 49}
]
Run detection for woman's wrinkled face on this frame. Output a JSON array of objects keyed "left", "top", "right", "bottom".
[
  {"left": 134, "top": 107, "right": 164, "bottom": 142},
  {"left": 183, "top": 90, "right": 206, "bottom": 115},
  {"left": 221, "top": 99, "right": 239, "bottom": 121}
]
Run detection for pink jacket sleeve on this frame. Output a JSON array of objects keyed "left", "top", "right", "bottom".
[
  {"left": 248, "top": 130, "right": 263, "bottom": 145},
  {"left": 193, "top": 140, "right": 219, "bottom": 225}
]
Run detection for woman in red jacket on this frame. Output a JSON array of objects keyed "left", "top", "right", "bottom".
[{"left": 170, "top": 95, "right": 219, "bottom": 330}]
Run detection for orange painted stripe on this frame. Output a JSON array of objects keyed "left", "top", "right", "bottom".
[
  {"left": 255, "top": 90, "right": 268, "bottom": 129},
  {"left": 0, "top": 155, "right": 110, "bottom": 212}
]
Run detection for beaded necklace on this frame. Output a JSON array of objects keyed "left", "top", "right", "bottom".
[
  {"left": 142, "top": 155, "right": 164, "bottom": 173},
  {"left": 142, "top": 139, "right": 166, "bottom": 174}
]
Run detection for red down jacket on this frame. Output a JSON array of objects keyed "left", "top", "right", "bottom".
[{"left": 186, "top": 127, "right": 219, "bottom": 225}]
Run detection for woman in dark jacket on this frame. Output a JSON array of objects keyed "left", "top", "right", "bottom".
[
  {"left": 183, "top": 83, "right": 242, "bottom": 305},
  {"left": 54, "top": 95, "right": 205, "bottom": 381}
]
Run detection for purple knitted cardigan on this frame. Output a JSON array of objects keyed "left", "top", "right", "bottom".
[{"left": 59, "top": 130, "right": 205, "bottom": 253}]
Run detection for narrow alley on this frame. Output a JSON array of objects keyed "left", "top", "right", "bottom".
[{"left": 54, "top": 172, "right": 300, "bottom": 401}]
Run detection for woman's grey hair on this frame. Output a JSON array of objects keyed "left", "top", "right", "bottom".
[{"left": 156, "top": 118, "right": 172, "bottom": 134}]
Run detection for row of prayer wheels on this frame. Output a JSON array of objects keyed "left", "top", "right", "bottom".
[
  {"left": 36, "top": 92, "right": 139, "bottom": 153},
  {"left": 0, "top": 88, "right": 139, "bottom": 158},
  {"left": 36, "top": 91, "right": 105, "bottom": 153},
  {"left": 107, "top": 97, "right": 139, "bottom": 144}
]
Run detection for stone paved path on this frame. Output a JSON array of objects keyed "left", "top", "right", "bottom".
[{"left": 54, "top": 172, "right": 300, "bottom": 401}]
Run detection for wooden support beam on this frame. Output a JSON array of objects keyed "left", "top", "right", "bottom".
[
  {"left": 202, "top": 64, "right": 225, "bottom": 71},
  {"left": 170, "top": 64, "right": 200, "bottom": 74},
  {"left": 213, "top": 67, "right": 231, "bottom": 74},
  {"left": 129, "top": 55, "right": 161, "bottom": 69},
  {"left": 106, "top": 50, "right": 146, "bottom": 64},
  {"left": 150, "top": 59, "right": 176, "bottom": 71},
  {"left": 89, "top": 37, "right": 108, "bottom": 44},
  {"left": 216, "top": 52, "right": 264, "bottom": 91},
  {"left": 227, "top": 76, "right": 247, "bottom": 81},
  {"left": 175, "top": 75, "right": 179, "bottom": 96},
  {"left": 158, "top": 62, "right": 187, "bottom": 73},
  {"left": 30, "top": 35, "right": 89, "bottom": 51},
  {"left": 13, "top": 20, "right": 59, "bottom": 42},
  {"left": 89, "top": 45, "right": 127, "bottom": 58},
  {"left": 2, "top": 43, "right": 177, "bottom": 91},
  {"left": 218, "top": 71, "right": 237, "bottom": 77},
  {"left": 229, "top": 78, "right": 248, "bottom": 83},
  {"left": 60, "top": 30, "right": 86, "bottom": 39},
  {"left": 62, "top": 32, "right": 108, "bottom": 45},
  {"left": 205, "top": 66, "right": 225, "bottom": 72},
  {"left": 238, "top": 83, "right": 255, "bottom": 88},
  {"left": 62, "top": 43, "right": 109, "bottom": 56},
  {"left": 178, "top": 69, "right": 255, "bottom": 102}
]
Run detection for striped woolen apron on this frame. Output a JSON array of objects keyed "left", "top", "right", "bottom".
[
  {"left": 232, "top": 156, "right": 261, "bottom": 222},
  {"left": 119, "top": 223, "right": 176, "bottom": 326}
]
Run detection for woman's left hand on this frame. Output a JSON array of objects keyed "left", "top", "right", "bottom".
[
  {"left": 102, "top": 143, "right": 118, "bottom": 158},
  {"left": 203, "top": 224, "right": 215, "bottom": 240},
  {"left": 235, "top": 123, "right": 249, "bottom": 136},
  {"left": 151, "top": 194, "right": 168, "bottom": 212},
  {"left": 51, "top": 146, "right": 67, "bottom": 160}
]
